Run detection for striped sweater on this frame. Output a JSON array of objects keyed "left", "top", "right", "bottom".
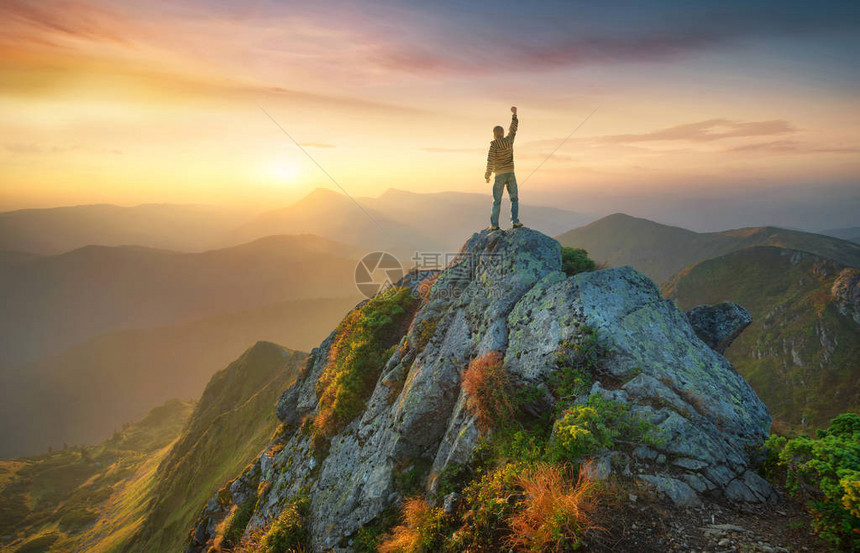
[{"left": 485, "top": 113, "right": 518, "bottom": 179}]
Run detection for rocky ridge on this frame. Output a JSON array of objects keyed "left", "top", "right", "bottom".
[{"left": 186, "top": 228, "right": 774, "bottom": 552}]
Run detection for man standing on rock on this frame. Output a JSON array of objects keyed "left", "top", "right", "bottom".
[{"left": 485, "top": 106, "right": 522, "bottom": 231}]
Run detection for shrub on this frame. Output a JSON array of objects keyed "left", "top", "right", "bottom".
[
  {"left": 257, "top": 492, "right": 310, "bottom": 553},
  {"left": 560, "top": 247, "right": 596, "bottom": 277},
  {"left": 222, "top": 498, "right": 256, "bottom": 547},
  {"left": 458, "top": 462, "right": 526, "bottom": 546},
  {"left": 378, "top": 497, "right": 448, "bottom": 553},
  {"left": 763, "top": 412, "right": 860, "bottom": 550},
  {"left": 549, "top": 394, "right": 657, "bottom": 462},
  {"left": 314, "top": 286, "right": 417, "bottom": 438},
  {"left": 462, "top": 351, "right": 519, "bottom": 432},
  {"left": 507, "top": 462, "right": 600, "bottom": 552}
]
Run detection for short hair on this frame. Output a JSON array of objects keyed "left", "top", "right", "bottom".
[{"left": 493, "top": 125, "right": 504, "bottom": 135}]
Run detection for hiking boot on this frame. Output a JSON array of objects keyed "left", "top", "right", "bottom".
[
  {"left": 489, "top": 225, "right": 500, "bottom": 231},
  {"left": 512, "top": 222, "right": 524, "bottom": 228}
]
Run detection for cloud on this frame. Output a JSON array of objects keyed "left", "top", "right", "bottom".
[
  {"left": 600, "top": 119, "right": 797, "bottom": 144},
  {"left": 0, "top": 1, "right": 430, "bottom": 117},
  {"left": 4, "top": 142, "right": 44, "bottom": 154},
  {"left": 0, "top": 0, "right": 134, "bottom": 45},
  {"left": 728, "top": 140, "right": 860, "bottom": 154},
  {"left": 3, "top": 142, "right": 123, "bottom": 155},
  {"left": 0, "top": 44, "right": 428, "bottom": 116},
  {"left": 369, "top": 2, "right": 860, "bottom": 75}
]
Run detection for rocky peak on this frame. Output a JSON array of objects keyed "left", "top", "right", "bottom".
[{"left": 186, "top": 227, "right": 773, "bottom": 552}]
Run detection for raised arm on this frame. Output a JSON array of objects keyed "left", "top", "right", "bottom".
[
  {"left": 507, "top": 106, "right": 518, "bottom": 141},
  {"left": 484, "top": 142, "right": 496, "bottom": 181}
]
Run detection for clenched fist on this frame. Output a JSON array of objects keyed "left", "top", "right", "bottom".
[{"left": 511, "top": 106, "right": 517, "bottom": 114}]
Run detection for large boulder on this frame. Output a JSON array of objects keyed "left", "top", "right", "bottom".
[{"left": 685, "top": 302, "right": 753, "bottom": 354}]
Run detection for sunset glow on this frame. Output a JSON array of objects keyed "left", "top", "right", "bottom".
[{"left": 1, "top": 0, "right": 858, "bottom": 229}]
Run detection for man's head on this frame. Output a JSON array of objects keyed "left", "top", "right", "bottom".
[{"left": 493, "top": 125, "right": 504, "bottom": 139}]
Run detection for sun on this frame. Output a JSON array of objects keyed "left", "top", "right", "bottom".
[{"left": 267, "top": 158, "right": 300, "bottom": 183}]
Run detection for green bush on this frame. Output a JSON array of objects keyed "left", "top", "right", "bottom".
[
  {"left": 764, "top": 412, "right": 860, "bottom": 550},
  {"left": 258, "top": 492, "right": 310, "bottom": 553},
  {"left": 549, "top": 394, "right": 658, "bottom": 462},
  {"left": 560, "top": 247, "right": 596, "bottom": 277},
  {"left": 314, "top": 286, "right": 417, "bottom": 438},
  {"left": 457, "top": 462, "right": 526, "bottom": 547}
]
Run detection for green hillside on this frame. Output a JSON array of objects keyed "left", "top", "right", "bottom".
[
  {"left": 557, "top": 213, "right": 860, "bottom": 283},
  {"left": 664, "top": 246, "right": 860, "bottom": 432},
  {"left": 123, "top": 341, "right": 306, "bottom": 553},
  {"left": 0, "top": 341, "right": 306, "bottom": 553},
  {"left": 0, "top": 399, "right": 194, "bottom": 553}
]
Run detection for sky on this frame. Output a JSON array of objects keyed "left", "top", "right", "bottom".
[{"left": 1, "top": 0, "right": 859, "bottom": 230}]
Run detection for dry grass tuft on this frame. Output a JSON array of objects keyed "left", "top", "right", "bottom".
[
  {"left": 378, "top": 497, "right": 447, "bottom": 553},
  {"left": 462, "top": 351, "right": 518, "bottom": 432},
  {"left": 507, "top": 461, "right": 602, "bottom": 552}
]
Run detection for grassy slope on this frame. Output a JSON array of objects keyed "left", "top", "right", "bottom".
[
  {"left": 0, "top": 399, "right": 194, "bottom": 553},
  {"left": 122, "top": 341, "right": 306, "bottom": 553},
  {"left": 0, "top": 295, "right": 357, "bottom": 459},
  {"left": 0, "top": 341, "right": 307, "bottom": 553},
  {"left": 664, "top": 246, "right": 860, "bottom": 432},
  {"left": 557, "top": 213, "right": 860, "bottom": 283}
]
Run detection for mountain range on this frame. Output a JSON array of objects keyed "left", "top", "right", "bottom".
[
  {"left": 0, "top": 234, "right": 360, "bottom": 367},
  {"left": 557, "top": 213, "right": 860, "bottom": 283},
  {"left": 0, "top": 297, "right": 358, "bottom": 459},
  {"left": 0, "top": 225, "right": 851, "bottom": 552},
  {"left": 230, "top": 188, "right": 592, "bottom": 253},
  {"left": 664, "top": 246, "right": 859, "bottom": 431},
  {"left": 1, "top": 193, "right": 856, "bottom": 460},
  {"left": 555, "top": 214, "right": 859, "bottom": 432},
  {"left": 0, "top": 203, "right": 254, "bottom": 255},
  {"left": 1, "top": 188, "right": 591, "bottom": 257}
]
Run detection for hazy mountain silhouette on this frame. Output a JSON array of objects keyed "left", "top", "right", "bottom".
[
  {"left": 821, "top": 226, "right": 860, "bottom": 244},
  {"left": 557, "top": 213, "right": 860, "bottom": 283},
  {"left": 0, "top": 203, "right": 255, "bottom": 255},
  {"left": 230, "top": 187, "right": 591, "bottom": 252},
  {"left": 0, "top": 234, "right": 360, "bottom": 367},
  {"left": 0, "top": 296, "right": 357, "bottom": 459}
]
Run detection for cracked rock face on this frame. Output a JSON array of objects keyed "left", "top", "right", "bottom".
[
  {"left": 186, "top": 228, "right": 774, "bottom": 552},
  {"left": 832, "top": 268, "right": 860, "bottom": 325}
]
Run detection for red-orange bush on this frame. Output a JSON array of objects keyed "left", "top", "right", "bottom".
[
  {"left": 462, "top": 351, "right": 518, "bottom": 432},
  {"left": 378, "top": 497, "right": 447, "bottom": 553},
  {"left": 507, "top": 462, "right": 601, "bottom": 552}
]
